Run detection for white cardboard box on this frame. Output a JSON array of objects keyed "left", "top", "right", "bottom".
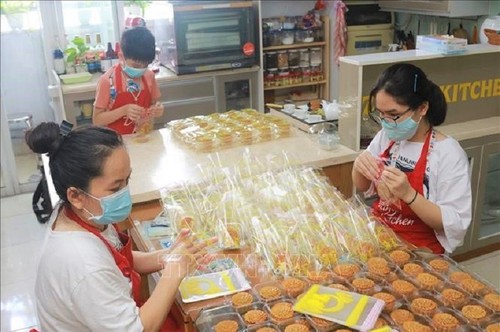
[{"left": 416, "top": 35, "right": 467, "bottom": 55}]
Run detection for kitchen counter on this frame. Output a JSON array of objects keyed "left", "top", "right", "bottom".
[
  {"left": 43, "top": 127, "right": 358, "bottom": 206},
  {"left": 125, "top": 127, "right": 358, "bottom": 204},
  {"left": 42, "top": 116, "right": 499, "bottom": 207},
  {"left": 339, "top": 43, "right": 500, "bottom": 66},
  {"left": 59, "top": 65, "right": 260, "bottom": 95}
]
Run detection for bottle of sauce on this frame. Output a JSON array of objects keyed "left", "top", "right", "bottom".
[
  {"left": 101, "top": 42, "right": 114, "bottom": 73},
  {"left": 112, "top": 42, "right": 120, "bottom": 66}
]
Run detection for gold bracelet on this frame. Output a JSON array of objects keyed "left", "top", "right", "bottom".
[{"left": 406, "top": 190, "right": 418, "bottom": 205}]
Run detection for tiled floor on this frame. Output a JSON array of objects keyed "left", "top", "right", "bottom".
[{"left": 1, "top": 193, "right": 499, "bottom": 331}]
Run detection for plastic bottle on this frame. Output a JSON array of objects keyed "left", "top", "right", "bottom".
[
  {"left": 53, "top": 48, "right": 66, "bottom": 75},
  {"left": 325, "top": 99, "right": 340, "bottom": 120},
  {"left": 84, "top": 34, "right": 96, "bottom": 73}
]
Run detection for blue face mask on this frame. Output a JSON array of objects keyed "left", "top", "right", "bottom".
[
  {"left": 382, "top": 116, "right": 420, "bottom": 141},
  {"left": 123, "top": 65, "right": 146, "bottom": 78},
  {"left": 83, "top": 186, "right": 132, "bottom": 225}
]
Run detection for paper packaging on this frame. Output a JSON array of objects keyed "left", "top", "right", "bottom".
[
  {"left": 293, "top": 284, "right": 385, "bottom": 331},
  {"left": 416, "top": 35, "right": 467, "bottom": 55}
]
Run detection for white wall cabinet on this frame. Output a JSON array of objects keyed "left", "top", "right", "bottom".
[{"left": 378, "top": 0, "right": 490, "bottom": 18}]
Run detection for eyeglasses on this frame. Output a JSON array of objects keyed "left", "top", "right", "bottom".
[{"left": 370, "top": 107, "right": 414, "bottom": 128}]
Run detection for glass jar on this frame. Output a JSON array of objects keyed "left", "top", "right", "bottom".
[
  {"left": 269, "top": 31, "right": 282, "bottom": 46},
  {"left": 310, "top": 47, "right": 322, "bottom": 65},
  {"left": 294, "top": 30, "right": 306, "bottom": 43},
  {"left": 283, "top": 16, "right": 296, "bottom": 30},
  {"left": 264, "top": 68, "right": 277, "bottom": 88},
  {"left": 281, "top": 30, "right": 294, "bottom": 45},
  {"left": 303, "top": 30, "right": 314, "bottom": 43},
  {"left": 289, "top": 66, "right": 302, "bottom": 84},
  {"left": 299, "top": 49, "right": 310, "bottom": 67},
  {"left": 277, "top": 68, "right": 290, "bottom": 87},
  {"left": 277, "top": 50, "right": 289, "bottom": 69},
  {"left": 300, "top": 65, "right": 311, "bottom": 83},
  {"left": 313, "top": 28, "right": 324, "bottom": 41},
  {"left": 288, "top": 49, "right": 300, "bottom": 67},
  {"left": 265, "top": 51, "right": 278, "bottom": 69},
  {"left": 310, "top": 64, "right": 322, "bottom": 82}
]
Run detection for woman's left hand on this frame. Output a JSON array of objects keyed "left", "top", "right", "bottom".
[
  {"left": 381, "top": 166, "right": 415, "bottom": 203},
  {"left": 148, "top": 102, "right": 164, "bottom": 118}
]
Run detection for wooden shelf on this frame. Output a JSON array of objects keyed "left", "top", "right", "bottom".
[
  {"left": 263, "top": 41, "right": 326, "bottom": 52},
  {"left": 264, "top": 80, "right": 327, "bottom": 91}
]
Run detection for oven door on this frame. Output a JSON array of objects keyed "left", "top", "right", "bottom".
[{"left": 173, "top": 2, "right": 256, "bottom": 73}]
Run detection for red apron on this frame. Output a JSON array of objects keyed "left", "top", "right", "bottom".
[
  {"left": 107, "top": 64, "right": 152, "bottom": 135},
  {"left": 372, "top": 131, "right": 444, "bottom": 254},
  {"left": 64, "top": 207, "right": 181, "bottom": 331}
]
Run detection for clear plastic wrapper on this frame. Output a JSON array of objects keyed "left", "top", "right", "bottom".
[
  {"left": 167, "top": 109, "right": 292, "bottom": 152},
  {"left": 179, "top": 267, "right": 251, "bottom": 303}
]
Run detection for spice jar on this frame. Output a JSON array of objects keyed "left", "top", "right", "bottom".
[
  {"left": 300, "top": 65, "right": 311, "bottom": 83},
  {"left": 289, "top": 66, "right": 302, "bottom": 84},
  {"left": 264, "top": 68, "right": 277, "bottom": 88},
  {"left": 277, "top": 68, "right": 290, "bottom": 86},
  {"left": 269, "top": 31, "right": 282, "bottom": 46},
  {"left": 310, "top": 64, "right": 322, "bottom": 82},
  {"left": 282, "top": 31, "right": 294, "bottom": 45},
  {"left": 288, "top": 49, "right": 300, "bottom": 67},
  {"left": 299, "top": 48, "right": 310, "bottom": 67},
  {"left": 265, "top": 52, "right": 278, "bottom": 69},
  {"left": 277, "top": 50, "right": 289, "bottom": 69},
  {"left": 310, "top": 47, "right": 322, "bottom": 65}
]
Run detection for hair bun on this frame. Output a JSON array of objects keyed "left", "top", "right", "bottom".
[{"left": 25, "top": 122, "right": 64, "bottom": 156}]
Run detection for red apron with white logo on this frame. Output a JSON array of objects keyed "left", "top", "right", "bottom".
[
  {"left": 107, "top": 64, "right": 151, "bottom": 135},
  {"left": 372, "top": 131, "right": 444, "bottom": 254},
  {"left": 65, "top": 207, "right": 181, "bottom": 331}
]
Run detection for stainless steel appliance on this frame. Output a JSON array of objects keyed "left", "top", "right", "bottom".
[{"left": 159, "top": 1, "right": 257, "bottom": 75}]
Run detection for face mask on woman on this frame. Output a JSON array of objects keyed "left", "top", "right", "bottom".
[
  {"left": 382, "top": 116, "right": 420, "bottom": 141},
  {"left": 123, "top": 65, "right": 146, "bottom": 78},
  {"left": 83, "top": 186, "right": 132, "bottom": 224}
]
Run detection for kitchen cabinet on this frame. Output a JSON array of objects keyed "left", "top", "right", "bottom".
[
  {"left": 50, "top": 66, "right": 260, "bottom": 129},
  {"left": 262, "top": 16, "right": 330, "bottom": 105},
  {"left": 378, "top": 0, "right": 490, "bottom": 18},
  {"left": 453, "top": 136, "right": 500, "bottom": 256}
]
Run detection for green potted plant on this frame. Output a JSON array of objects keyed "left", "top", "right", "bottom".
[
  {"left": 0, "top": 1, "right": 35, "bottom": 30},
  {"left": 64, "top": 36, "right": 90, "bottom": 73},
  {"left": 124, "top": 0, "right": 152, "bottom": 17}
]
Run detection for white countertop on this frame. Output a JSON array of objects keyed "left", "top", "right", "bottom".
[
  {"left": 42, "top": 117, "right": 499, "bottom": 206},
  {"left": 340, "top": 44, "right": 500, "bottom": 66},
  {"left": 125, "top": 128, "right": 358, "bottom": 203}
]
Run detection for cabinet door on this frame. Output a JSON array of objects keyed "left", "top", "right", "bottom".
[
  {"left": 470, "top": 141, "right": 500, "bottom": 250},
  {"left": 216, "top": 71, "right": 258, "bottom": 112},
  {"left": 452, "top": 145, "right": 482, "bottom": 255}
]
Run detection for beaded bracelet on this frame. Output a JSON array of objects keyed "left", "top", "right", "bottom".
[{"left": 406, "top": 190, "right": 418, "bottom": 206}]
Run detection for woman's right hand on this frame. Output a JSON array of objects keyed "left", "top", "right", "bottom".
[
  {"left": 123, "top": 104, "right": 144, "bottom": 122},
  {"left": 353, "top": 150, "right": 381, "bottom": 182},
  {"left": 160, "top": 229, "right": 215, "bottom": 278}
]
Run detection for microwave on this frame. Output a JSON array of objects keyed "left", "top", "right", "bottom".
[{"left": 160, "top": 1, "right": 257, "bottom": 75}]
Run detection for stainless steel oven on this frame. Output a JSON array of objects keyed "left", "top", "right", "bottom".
[{"left": 160, "top": 1, "right": 257, "bottom": 75}]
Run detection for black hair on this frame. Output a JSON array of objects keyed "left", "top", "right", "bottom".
[
  {"left": 120, "top": 26, "right": 156, "bottom": 64},
  {"left": 369, "top": 63, "right": 447, "bottom": 126},
  {"left": 25, "top": 123, "right": 124, "bottom": 207}
]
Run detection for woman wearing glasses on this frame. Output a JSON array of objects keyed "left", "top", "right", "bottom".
[{"left": 352, "top": 63, "right": 471, "bottom": 254}]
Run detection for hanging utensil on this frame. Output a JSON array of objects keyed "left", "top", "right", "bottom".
[
  {"left": 453, "top": 23, "right": 469, "bottom": 41},
  {"left": 447, "top": 21, "right": 451, "bottom": 35}
]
